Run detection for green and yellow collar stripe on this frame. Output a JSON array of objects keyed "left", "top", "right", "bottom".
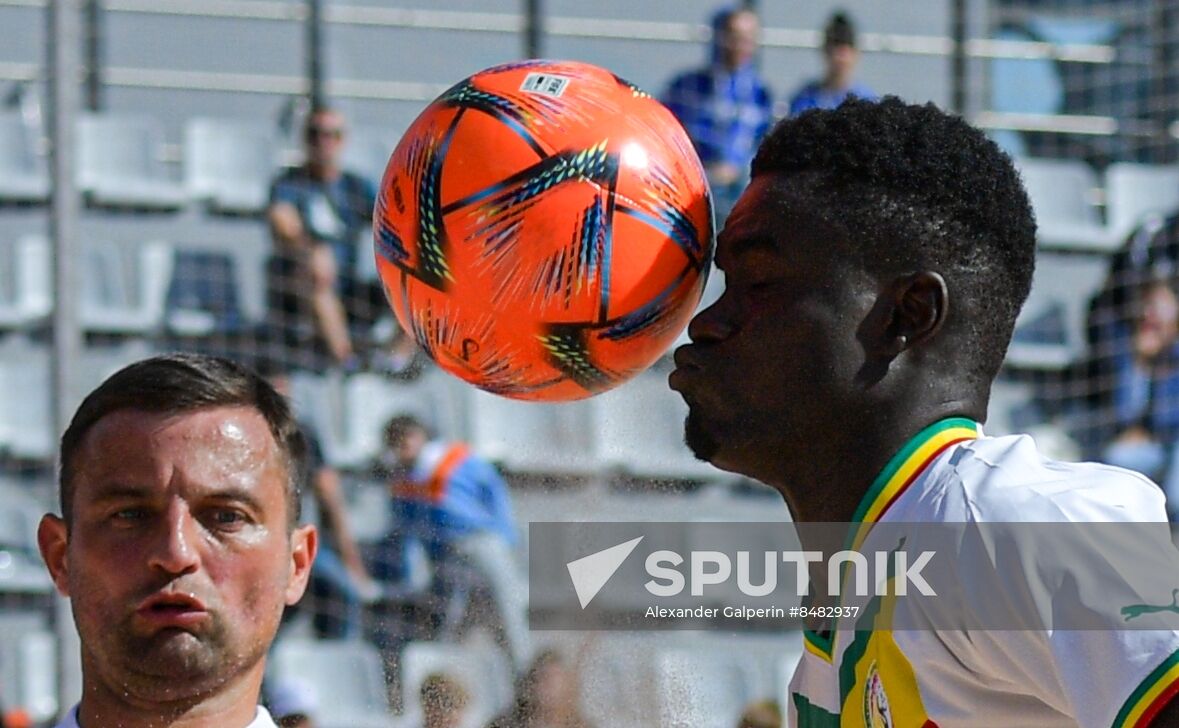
[
  {"left": 802, "top": 417, "right": 980, "bottom": 662},
  {"left": 1113, "top": 648, "right": 1179, "bottom": 728},
  {"left": 851, "top": 417, "right": 981, "bottom": 527}
]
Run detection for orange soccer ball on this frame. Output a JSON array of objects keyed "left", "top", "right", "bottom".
[{"left": 374, "top": 60, "right": 713, "bottom": 401}]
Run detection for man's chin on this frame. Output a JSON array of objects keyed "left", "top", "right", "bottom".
[{"left": 683, "top": 412, "right": 720, "bottom": 464}]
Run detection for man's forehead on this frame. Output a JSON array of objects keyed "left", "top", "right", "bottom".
[{"left": 78, "top": 407, "right": 279, "bottom": 468}]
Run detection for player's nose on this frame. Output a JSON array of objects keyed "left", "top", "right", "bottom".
[
  {"left": 686, "top": 297, "right": 734, "bottom": 343},
  {"left": 146, "top": 499, "right": 201, "bottom": 577}
]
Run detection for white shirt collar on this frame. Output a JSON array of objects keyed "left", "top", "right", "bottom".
[{"left": 55, "top": 705, "right": 277, "bottom": 728}]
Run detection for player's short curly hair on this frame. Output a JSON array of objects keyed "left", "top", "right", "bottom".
[{"left": 751, "top": 96, "right": 1036, "bottom": 386}]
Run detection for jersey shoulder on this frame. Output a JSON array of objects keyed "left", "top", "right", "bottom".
[{"left": 925, "top": 433, "right": 1167, "bottom": 523}]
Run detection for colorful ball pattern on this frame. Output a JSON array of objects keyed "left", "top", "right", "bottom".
[{"left": 374, "top": 60, "right": 714, "bottom": 401}]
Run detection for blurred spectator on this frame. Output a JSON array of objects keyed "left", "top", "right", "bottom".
[
  {"left": 267, "top": 675, "right": 319, "bottom": 728},
  {"left": 1089, "top": 217, "right": 1179, "bottom": 517},
  {"left": 421, "top": 672, "right": 470, "bottom": 728},
  {"left": 487, "top": 649, "right": 593, "bottom": 728},
  {"left": 736, "top": 699, "right": 781, "bottom": 728},
  {"left": 377, "top": 414, "right": 530, "bottom": 668},
  {"left": 266, "top": 104, "right": 419, "bottom": 375},
  {"left": 787, "top": 11, "right": 877, "bottom": 116},
  {"left": 265, "top": 362, "right": 376, "bottom": 637},
  {"left": 662, "top": 5, "right": 772, "bottom": 223}
]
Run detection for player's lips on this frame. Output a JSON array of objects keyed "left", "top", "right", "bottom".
[
  {"left": 135, "top": 592, "right": 209, "bottom": 629},
  {"left": 668, "top": 345, "right": 702, "bottom": 393}
]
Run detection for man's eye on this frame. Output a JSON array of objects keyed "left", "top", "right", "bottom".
[
  {"left": 112, "top": 508, "right": 147, "bottom": 522},
  {"left": 210, "top": 509, "right": 248, "bottom": 527}
]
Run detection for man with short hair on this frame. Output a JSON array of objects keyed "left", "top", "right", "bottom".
[
  {"left": 663, "top": 6, "right": 773, "bottom": 222},
  {"left": 38, "top": 353, "right": 317, "bottom": 728},
  {"left": 267, "top": 105, "right": 418, "bottom": 375},
  {"left": 669, "top": 97, "right": 1179, "bottom": 725}
]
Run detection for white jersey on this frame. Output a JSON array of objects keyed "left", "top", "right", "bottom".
[
  {"left": 54, "top": 704, "right": 277, "bottom": 728},
  {"left": 788, "top": 418, "right": 1179, "bottom": 728}
]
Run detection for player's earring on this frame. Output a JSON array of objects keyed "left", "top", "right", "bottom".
[{"left": 896, "top": 334, "right": 908, "bottom": 350}]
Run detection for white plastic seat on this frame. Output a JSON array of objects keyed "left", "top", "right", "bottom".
[
  {"left": 0, "top": 337, "right": 51, "bottom": 460},
  {"left": 398, "top": 641, "right": 513, "bottom": 728},
  {"left": 77, "top": 113, "right": 188, "bottom": 210},
  {"left": 185, "top": 117, "right": 279, "bottom": 214},
  {"left": 591, "top": 366, "right": 724, "bottom": 481},
  {"left": 655, "top": 648, "right": 757, "bottom": 728},
  {"left": 342, "top": 124, "right": 398, "bottom": 187},
  {"left": 268, "top": 637, "right": 391, "bottom": 728},
  {"left": 80, "top": 240, "right": 174, "bottom": 335},
  {"left": 467, "top": 388, "right": 598, "bottom": 476},
  {"left": 0, "top": 235, "right": 51, "bottom": 330},
  {"left": 1105, "top": 162, "right": 1179, "bottom": 241},
  {"left": 0, "top": 112, "right": 48, "bottom": 203},
  {"left": 1007, "top": 251, "right": 1109, "bottom": 369},
  {"left": 0, "top": 617, "right": 58, "bottom": 724},
  {"left": 1016, "top": 158, "right": 1118, "bottom": 252},
  {"left": 330, "top": 373, "right": 436, "bottom": 469}
]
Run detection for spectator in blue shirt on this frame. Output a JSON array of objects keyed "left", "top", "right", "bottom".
[
  {"left": 380, "top": 414, "right": 530, "bottom": 667},
  {"left": 787, "top": 11, "right": 878, "bottom": 117},
  {"left": 663, "top": 6, "right": 773, "bottom": 223},
  {"left": 267, "top": 106, "right": 419, "bottom": 376}
]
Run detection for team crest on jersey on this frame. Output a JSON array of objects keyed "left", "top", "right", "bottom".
[{"left": 863, "top": 661, "right": 894, "bottom": 728}]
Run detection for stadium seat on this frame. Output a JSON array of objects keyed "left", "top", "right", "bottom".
[
  {"left": 0, "top": 616, "right": 57, "bottom": 724},
  {"left": 591, "top": 366, "right": 725, "bottom": 482},
  {"left": 1007, "top": 251, "right": 1110, "bottom": 369},
  {"left": 1016, "top": 158, "right": 1119, "bottom": 252},
  {"left": 342, "top": 125, "right": 399, "bottom": 189},
  {"left": 1105, "top": 162, "right": 1179, "bottom": 240},
  {"left": 80, "top": 240, "right": 174, "bottom": 335},
  {"left": 163, "top": 249, "right": 248, "bottom": 336},
  {"left": 467, "top": 389, "right": 599, "bottom": 476},
  {"left": 655, "top": 648, "right": 757, "bottom": 728},
  {"left": 77, "top": 113, "right": 188, "bottom": 210},
  {"left": 0, "top": 482, "right": 54, "bottom": 595},
  {"left": 0, "top": 111, "right": 48, "bottom": 203},
  {"left": 330, "top": 373, "right": 439, "bottom": 469},
  {"left": 0, "top": 235, "right": 51, "bottom": 331},
  {"left": 267, "top": 637, "right": 391, "bottom": 728},
  {"left": 0, "top": 338, "right": 52, "bottom": 461},
  {"left": 397, "top": 641, "right": 513, "bottom": 728},
  {"left": 185, "top": 117, "right": 279, "bottom": 214}
]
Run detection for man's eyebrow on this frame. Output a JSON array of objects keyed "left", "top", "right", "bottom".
[
  {"left": 202, "top": 487, "right": 266, "bottom": 514},
  {"left": 88, "top": 484, "right": 153, "bottom": 504}
]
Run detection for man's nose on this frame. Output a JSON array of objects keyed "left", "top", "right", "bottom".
[
  {"left": 146, "top": 500, "right": 201, "bottom": 577},
  {"left": 686, "top": 297, "right": 735, "bottom": 343}
]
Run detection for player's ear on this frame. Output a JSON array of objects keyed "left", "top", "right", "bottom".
[
  {"left": 37, "top": 514, "right": 71, "bottom": 597},
  {"left": 876, "top": 271, "right": 949, "bottom": 357},
  {"left": 284, "top": 524, "right": 318, "bottom": 606}
]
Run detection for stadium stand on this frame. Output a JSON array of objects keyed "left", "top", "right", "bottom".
[
  {"left": 1, "top": 0, "right": 1176, "bottom": 724},
  {"left": 1007, "top": 250, "right": 1111, "bottom": 370},
  {"left": 0, "top": 614, "right": 57, "bottom": 725},
  {"left": 656, "top": 647, "right": 759, "bottom": 728},
  {"left": 267, "top": 637, "right": 392, "bottom": 728},
  {"left": 184, "top": 117, "right": 280, "bottom": 215},
  {"left": 0, "top": 112, "right": 49, "bottom": 204},
  {"left": 76, "top": 113, "right": 188, "bottom": 210},
  {"left": 0, "top": 235, "right": 50, "bottom": 331},
  {"left": 467, "top": 390, "right": 600, "bottom": 477},
  {"left": 1015, "top": 157, "right": 1120, "bottom": 252},
  {"left": 163, "top": 249, "right": 250, "bottom": 338},
  {"left": 590, "top": 364, "right": 727, "bottom": 482},
  {"left": 396, "top": 640, "right": 514, "bottom": 728},
  {"left": 1105, "top": 162, "right": 1179, "bottom": 241},
  {"left": 79, "top": 238, "right": 174, "bottom": 336}
]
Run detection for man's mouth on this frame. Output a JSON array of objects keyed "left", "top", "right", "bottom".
[{"left": 135, "top": 592, "right": 210, "bottom": 629}]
